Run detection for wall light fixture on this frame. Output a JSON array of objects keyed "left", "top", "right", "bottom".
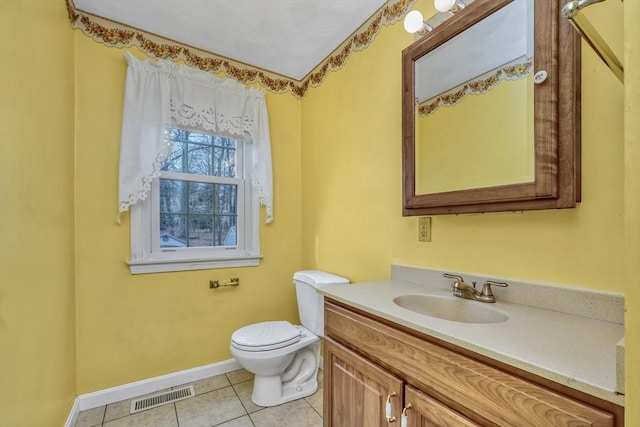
[
  {"left": 434, "top": 0, "right": 466, "bottom": 13},
  {"left": 403, "top": 10, "right": 433, "bottom": 35},
  {"left": 404, "top": 0, "right": 467, "bottom": 36}
]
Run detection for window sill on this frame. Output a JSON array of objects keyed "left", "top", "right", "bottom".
[{"left": 128, "top": 254, "right": 262, "bottom": 274}]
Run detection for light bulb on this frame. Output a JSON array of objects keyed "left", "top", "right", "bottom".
[
  {"left": 403, "top": 10, "right": 425, "bottom": 34},
  {"left": 434, "top": 0, "right": 456, "bottom": 13}
]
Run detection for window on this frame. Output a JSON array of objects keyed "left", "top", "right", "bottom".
[
  {"left": 118, "top": 54, "right": 272, "bottom": 274},
  {"left": 129, "top": 128, "right": 261, "bottom": 274}
]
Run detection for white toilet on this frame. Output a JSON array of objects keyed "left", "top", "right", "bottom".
[{"left": 230, "top": 270, "right": 349, "bottom": 407}]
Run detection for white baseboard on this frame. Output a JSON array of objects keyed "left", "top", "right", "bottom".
[
  {"left": 64, "top": 358, "right": 241, "bottom": 427},
  {"left": 65, "top": 398, "right": 81, "bottom": 427}
]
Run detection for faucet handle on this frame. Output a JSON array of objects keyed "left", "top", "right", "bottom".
[
  {"left": 480, "top": 280, "right": 509, "bottom": 297},
  {"left": 443, "top": 273, "right": 477, "bottom": 292},
  {"left": 443, "top": 273, "right": 464, "bottom": 284}
]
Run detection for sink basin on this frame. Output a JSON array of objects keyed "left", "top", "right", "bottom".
[{"left": 393, "top": 294, "right": 509, "bottom": 324}]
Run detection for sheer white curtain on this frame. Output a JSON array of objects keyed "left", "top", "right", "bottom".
[{"left": 118, "top": 52, "right": 273, "bottom": 222}]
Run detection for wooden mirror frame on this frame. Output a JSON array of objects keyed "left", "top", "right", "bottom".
[{"left": 402, "top": 0, "right": 581, "bottom": 216}]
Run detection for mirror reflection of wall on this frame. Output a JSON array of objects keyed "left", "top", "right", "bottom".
[
  {"left": 416, "top": 75, "right": 534, "bottom": 194},
  {"left": 414, "top": 0, "right": 534, "bottom": 195}
]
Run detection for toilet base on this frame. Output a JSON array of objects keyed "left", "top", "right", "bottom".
[
  {"left": 251, "top": 374, "right": 318, "bottom": 407},
  {"left": 249, "top": 341, "right": 321, "bottom": 407}
]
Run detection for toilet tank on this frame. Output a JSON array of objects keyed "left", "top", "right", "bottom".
[{"left": 293, "top": 270, "right": 349, "bottom": 336}]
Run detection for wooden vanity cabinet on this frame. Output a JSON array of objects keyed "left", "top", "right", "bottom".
[
  {"left": 404, "top": 385, "right": 481, "bottom": 427},
  {"left": 324, "top": 338, "right": 479, "bottom": 427},
  {"left": 323, "top": 299, "right": 623, "bottom": 427},
  {"left": 324, "top": 338, "right": 404, "bottom": 426}
]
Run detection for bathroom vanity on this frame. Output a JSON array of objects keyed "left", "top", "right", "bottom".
[{"left": 320, "top": 265, "right": 625, "bottom": 426}]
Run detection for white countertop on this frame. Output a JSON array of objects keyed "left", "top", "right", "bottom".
[{"left": 319, "top": 278, "right": 625, "bottom": 406}]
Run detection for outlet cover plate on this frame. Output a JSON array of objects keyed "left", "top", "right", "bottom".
[{"left": 418, "top": 217, "right": 431, "bottom": 242}]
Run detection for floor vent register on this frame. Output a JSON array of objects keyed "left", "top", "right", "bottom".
[{"left": 130, "top": 385, "right": 195, "bottom": 414}]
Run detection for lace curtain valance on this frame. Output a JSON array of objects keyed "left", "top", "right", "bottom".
[{"left": 118, "top": 52, "right": 273, "bottom": 222}]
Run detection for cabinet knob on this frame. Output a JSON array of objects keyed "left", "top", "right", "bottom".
[{"left": 534, "top": 70, "right": 548, "bottom": 84}]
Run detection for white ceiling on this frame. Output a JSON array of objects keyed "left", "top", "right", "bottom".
[{"left": 73, "top": 0, "right": 387, "bottom": 81}]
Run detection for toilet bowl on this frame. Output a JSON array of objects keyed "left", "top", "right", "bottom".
[
  {"left": 229, "top": 271, "right": 349, "bottom": 407},
  {"left": 231, "top": 323, "right": 320, "bottom": 406}
]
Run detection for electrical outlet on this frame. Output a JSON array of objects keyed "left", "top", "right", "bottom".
[{"left": 418, "top": 217, "right": 431, "bottom": 242}]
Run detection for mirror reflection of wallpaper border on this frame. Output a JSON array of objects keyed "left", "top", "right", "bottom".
[
  {"left": 64, "top": 0, "right": 415, "bottom": 98},
  {"left": 414, "top": 0, "right": 533, "bottom": 116},
  {"left": 417, "top": 58, "right": 532, "bottom": 117}
]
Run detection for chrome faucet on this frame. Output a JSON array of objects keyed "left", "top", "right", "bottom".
[{"left": 443, "top": 273, "right": 508, "bottom": 303}]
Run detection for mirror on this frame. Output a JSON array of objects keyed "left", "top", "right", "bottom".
[{"left": 402, "top": 0, "right": 581, "bottom": 216}]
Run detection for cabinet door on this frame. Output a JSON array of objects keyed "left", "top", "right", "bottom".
[
  {"left": 403, "top": 385, "right": 480, "bottom": 427},
  {"left": 324, "top": 337, "right": 404, "bottom": 427}
]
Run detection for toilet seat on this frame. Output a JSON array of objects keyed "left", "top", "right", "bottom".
[{"left": 231, "top": 321, "right": 301, "bottom": 352}]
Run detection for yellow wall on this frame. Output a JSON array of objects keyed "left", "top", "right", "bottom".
[
  {"left": 623, "top": 0, "right": 640, "bottom": 424},
  {"left": 416, "top": 77, "right": 534, "bottom": 193},
  {"left": 302, "top": 0, "right": 625, "bottom": 290},
  {"left": 0, "top": 0, "right": 77, "bottom": 425},
  {"left": 302, "top": 0, "right": 634, "bottom": 418},
  {"left": 1, "top": 0, "right": 637, "bottom": 423},
  {"left": 73, "top": 37, "right": 304, "bottom": 393}
]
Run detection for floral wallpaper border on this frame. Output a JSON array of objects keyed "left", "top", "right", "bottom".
[
  {"left": 66, "top": 0, "right": 414, "bottom": 98},
  {"left": 417, "top": 59, "right": 533, "bottom": 117}
]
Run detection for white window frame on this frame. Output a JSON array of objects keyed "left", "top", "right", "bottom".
[{"left": 128, "top": 130, "right": 261, "bottom": 274}]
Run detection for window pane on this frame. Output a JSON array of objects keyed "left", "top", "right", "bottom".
[
  {"left": 213, "top": 137, "right": 237, "bottom": 178},
  {"left": 188, "top": 215, "right": 213, "bottom": 247},
  {"left": 214, "top": 184, "right": 237, "bottom": 214},
  {"left": 215, "top": 215, "right": 237, "bottom": 246},
  {"left": 187, "top": 132, "right": 211, "bottom": 144},
  {"left": 160, "top": 179, "right": 186, "bottom": 213},
  {"left": 161, "top": 129, "right": 187, "bottom": 172},
  {"left": 163, "top": 129, "right": 237, "bottom": 178},
  {"left": 159, "top": 179, "right": 238, "bottom": 248},
  {"left": 160, "top": 214, "right": 187, "bottom": 248},
  {"left": 187, "top": 143, "right": 212, "bottom": 175},
  {"left": 188, "top": 182, "right": 213, "bottom": 214}
]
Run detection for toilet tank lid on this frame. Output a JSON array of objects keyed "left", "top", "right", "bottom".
[{"left": 293, "top": 270, "right": 349, "bottom": 288}]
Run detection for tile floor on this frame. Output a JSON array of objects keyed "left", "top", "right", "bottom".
[{"left": 74, "top": 369, "right": 323, "bottom": 427}]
